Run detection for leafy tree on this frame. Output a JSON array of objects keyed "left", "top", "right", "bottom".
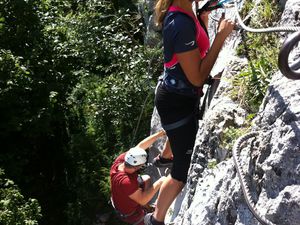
[
  {"left": 0, "top": 0, "right": 162, "bottom": 225},
  {"left": 0, "top": 169, "right": 42, "bottom": 225}
]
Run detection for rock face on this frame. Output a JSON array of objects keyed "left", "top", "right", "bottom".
[{"left": 145, "top": 0, "right": 300, "bottom": 224}]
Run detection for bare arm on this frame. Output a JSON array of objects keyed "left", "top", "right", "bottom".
[
  {"left": 136, "top": 130, "right": 166, "bottom": 150},
  {"left": 199, "top": 11, "right": 210, "bottom": 30},
  {"left": 176, "top": 15, "right": 235, "bottom": 87},
  {"left": 128, "top": 176, "right": 166, "bottom": 206}
]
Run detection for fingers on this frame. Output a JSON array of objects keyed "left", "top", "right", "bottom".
[
  {"left": 224, "top": 19, "right": 236, "bottom": 32},
  {"left": 220, "top": 16, "right": 236, "bottom": 28},
  {"left": 233, "top": 23, "right": 241, "bottom": 31},
  {"left": 218, "top": 12, "right": 225, "bottom": 22},
  {"left": 217, "top": 17, "right": 236, "bottom": 38},
  {"left": 159, "top": 129, "right": 166, "bottom": 136},
  {"left": 221, "top": 12, "right": 225, "bottom": 19}
]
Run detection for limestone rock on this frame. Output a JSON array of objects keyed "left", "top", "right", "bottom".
[{"left": 147, "top": 0, "right": 300, "bottom": 224}]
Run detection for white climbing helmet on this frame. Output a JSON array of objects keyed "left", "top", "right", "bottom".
[{"left": 125, "top": 147, "right": 147, "bottom": 166}]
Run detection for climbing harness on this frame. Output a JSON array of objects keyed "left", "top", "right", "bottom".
[
  {"left": 232, "top": 132, "right": 275, "bottom": 225},
  {"left": 161, "top": 76, "right": 215, "bottom": 132},
  {"left": 110, "top": 197, "right": 140, "bottom": 220},
  {"left": 159, "top": 5, "right": 211, "bottom": 131},
  {"left": 278, "top": 30, "right": 300, "bottom": 80},
  {"left": 162, "top": 73, "right": 204, "bottom": 97},
  {"left": 162, "top": 114, "right": 195, "bottom": 131}
]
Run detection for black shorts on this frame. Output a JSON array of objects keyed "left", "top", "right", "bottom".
[{"left": 155, "top": 84, "right": 199, "bottom": 183}]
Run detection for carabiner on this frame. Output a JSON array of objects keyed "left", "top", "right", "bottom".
[
  {"left": 197, "top": 0, "right": 233, "bottom": 13},
  {"left": 197, "top": 0, "right": 220, "bottom": 14},
  {"left": 278, "top": 31, "right": 300, "bottom": 80}
]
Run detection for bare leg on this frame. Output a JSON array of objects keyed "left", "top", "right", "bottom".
[
  {"left": 160, "top": 138, "right": 173, "bottom": 159},
  {"left": 153, "top": 174, "right": 184, "bottom": 222},
  {"left": 141, "top": 175, "right": 156, "bottom": 212}
]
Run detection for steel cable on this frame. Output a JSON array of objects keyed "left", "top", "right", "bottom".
[
  {"left": 233, "top": 0, "right": 300, "bottom": 33},
  {"left": 231, "top": 1, "right": 298, "bottom": 222},
  {"left": 232, "top": 132, "right": 275, "bottom": 225}
]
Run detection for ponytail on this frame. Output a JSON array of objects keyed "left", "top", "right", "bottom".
[{"left": 155, "top": 0, "right": 173, "bottom": 27}]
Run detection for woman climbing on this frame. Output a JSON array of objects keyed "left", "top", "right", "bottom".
[{"left": 144, "top": 0, "right": 235, "bottom": 224}]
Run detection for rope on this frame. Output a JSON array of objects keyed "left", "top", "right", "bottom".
[
  {"left": 130, "top": 91, "right": 152, "bottom": 147},
  {"left": 130, "top": 50, "right": 160, "bottom": 146},
  {"left": 232, "top": 132, "right": 275, "bottom": 225}
]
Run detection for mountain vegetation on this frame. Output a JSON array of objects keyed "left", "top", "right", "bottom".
[
  {"left": 0, "top": 0, "right": 161, "bottom": 224},
  {"left": 0, "top": 0, "right": 283, "bottom": 224}
]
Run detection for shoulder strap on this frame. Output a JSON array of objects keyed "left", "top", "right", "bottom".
[
  {"left": 168, "top": 6, "right": 198, "bottom": 24},
  {"left": 164, "top": 6, "right": 199, "bottom": 69}
]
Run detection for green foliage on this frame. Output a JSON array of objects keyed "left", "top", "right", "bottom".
[
  {"left": 231, "top": 57, "right": 275, "bottom": 112},
  {"left": 239, "top": 0, "right": 254, "bottom": 18},
  {"left": 207, "top": 159, "right": 217, "bottom": 169},
  {"left": 232, "top": 0, "right": 281, "bottom": 113},
  {"left": 69, "top": 46, "right": 161, "bottom": 203},
  {"left": 0, "top": 0, "right": 160, "bottom": 225},
  {"left": 42, "top": 0, "right": 145, "bottom": 77},
  {"left": 256, "top": 0, "right": 281, "bottom": 26},
  {"left": 220, "top": 113, "right": 256, "bottom": 153},
  {"left": 99, "top": 167, "right": 111, "bottom": 201},
  {"left": 0, "top": 50, "right": 32, "bottom": 134},
  {"left": 0, "top": 169, "right": 42, "bottom": 225},
  {"left": 0, "top": 0, "right": 43, "bottom": 57},
  {"left": 220, "top": 126, "right": 249, "bottom": 152}
]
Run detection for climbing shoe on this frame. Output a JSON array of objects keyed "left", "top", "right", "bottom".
[
  {"left": 144, "top": 213, "right": 153, "bottom": 225},
  {"left": 152, "top": 155, "right": 173, "bottom": 168},
  {"left": 144, "top": 213, "right": 165, "bottom": 225}
]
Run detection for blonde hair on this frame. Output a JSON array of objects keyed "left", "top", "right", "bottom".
[{"left": 155, "top": 0, "right": 173, "bottom": 27}]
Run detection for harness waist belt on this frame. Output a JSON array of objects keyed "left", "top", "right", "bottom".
[
  {"left": 163, "top": 73, "right": 203, "bottom": 97},
  {"left": 110, "top": 197, "right": 137, "bottom": 218},
  {"left": 162, "top": 114, "right": 194, "bottom": 131}
]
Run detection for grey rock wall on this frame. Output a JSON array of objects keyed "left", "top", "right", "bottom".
[{"left": 146, "top": 0, "right": 300, "bottom": 224}]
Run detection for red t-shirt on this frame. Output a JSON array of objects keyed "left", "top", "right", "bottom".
[{"left": 110, "top": 152, "right": 144, "bottom": 224}]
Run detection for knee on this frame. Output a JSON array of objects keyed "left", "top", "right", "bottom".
[
  {"left": 171, "top": 170, "right": 188, "bottom": 183},
  {"left": 170, "top": 160, "right": 191, "bottom": 183}
]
